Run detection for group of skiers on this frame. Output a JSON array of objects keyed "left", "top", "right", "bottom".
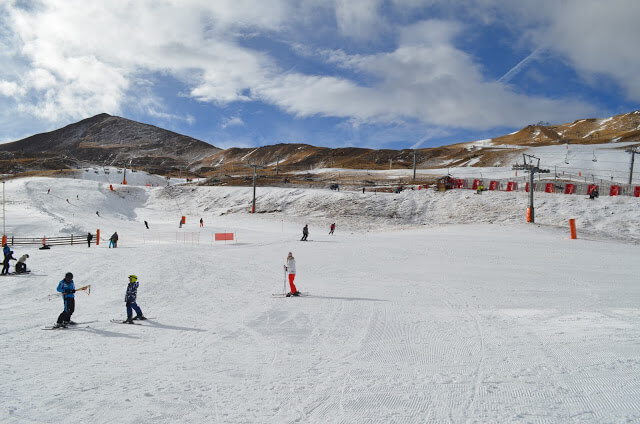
[
  {"left": 300, "top": 222, "right": 337, "bottom": 241},
  {"left": 54, "top": 272, "right": 146, "bottom": 328},
  {"left": 2, "top": 243, "right": 29, "bottom": 275},
  {"left": 49, "top": 218, "right": 342, "bottom": 325}
]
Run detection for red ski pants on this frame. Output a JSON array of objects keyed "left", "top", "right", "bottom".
[{"left": 288, "top": 273, "right": 297, "bottom": 293}]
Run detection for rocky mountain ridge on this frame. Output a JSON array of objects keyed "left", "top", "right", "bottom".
[{"left": 1, "top": 110, "right": 639, "bottom": 179}]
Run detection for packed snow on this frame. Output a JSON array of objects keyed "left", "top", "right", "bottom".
[{"left": 1, "top": 166, "right": 639, "bottom": 423}]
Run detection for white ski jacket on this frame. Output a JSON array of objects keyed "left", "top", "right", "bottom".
[{"left": 286, "top": 258, "right": 296, "bottom": 274}]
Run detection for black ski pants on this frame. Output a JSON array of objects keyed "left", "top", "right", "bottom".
[{"left": 57, "top": 297, "right": 75, "bottom": 324}]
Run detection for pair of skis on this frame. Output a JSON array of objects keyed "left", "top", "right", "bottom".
[
  {"left": 42, "top": 320, "right": 95, "bottom": 330},
  {"left": 109, "top": 317, "right": 155, "bottom": 325},
  {"left": 273, "top": 268, "right": 309, "bottom": 297},
  {"left": 271, "top": 292, "right": 309, "bottom": 298},
  {"left": 43, "top": 317, "right": 154, "bottom": 330}
]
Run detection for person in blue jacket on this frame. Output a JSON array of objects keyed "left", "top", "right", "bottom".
[
  {"left": 55, "top": 272, "right": 76, "bottom": 328},
  {"left": 2, "top": 247, "right": 15, "bottom": 275},
  {"left": 123, "top": 274, "right": 146, "bottom": 324}
]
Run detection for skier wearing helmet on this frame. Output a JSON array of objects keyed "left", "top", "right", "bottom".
[
  {"left": 55, "top": 272, "right": 76, "bottom": 328},
  {"left": 123, "top": 275, "right": 146, "bottom": 324}
]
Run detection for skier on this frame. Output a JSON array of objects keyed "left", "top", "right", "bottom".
[
  {"left": 301, "top": 224, "right": 309, "bottom": 241},
  {"left": 2, "top": 248, "right": 16, "bottom": 275},
  {"left": 329, "top": 223, "right": 335, "bottom": 235},
  {"left": 200, "top": 218, "right": 204, "bottom": 227},
  {"left": 96, "top": 211, "right": 100, "bottom": 217},
  {"left": 15, "top": 254, "right": 29, "bottom": 274},
  {"left": 87, "top": 232, "right": 93, "bottom": 248},
  {"left": 55, "top": 272, "right": 76, "bottom": 328},
  {"left": 109, "top": 232, "right": 118, "bottom": 248},
  {"left": 284, "top": 252, "right": 300, "bottom": 297},
  {"left": 123, "top": 274, "right": 146, "bottom": 323},
  {"left": 144, "top": 220, "right": 149, "bottom": 229}
]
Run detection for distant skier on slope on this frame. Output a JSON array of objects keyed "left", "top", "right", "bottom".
[
  {"left": 301, "top": 224, "right": 309, "bottom": 241},
  {"left": 284, "top": 252, "right": 300, "bottom": 297},
  {"left": 55, "top": 272, "right": 76, "bottom": 328},
  {"left": 87, "top": 232, "right": 93, "bottom": 248},
  {"left": 329, "top": 223, "right": 335, "bottom": 235},
  {"left": 122, "top": 274, "right": 146, "bottom": 324}
]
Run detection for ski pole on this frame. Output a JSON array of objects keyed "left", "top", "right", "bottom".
[
  {"left": 47, "top": 285, "right": 91, "bottom": 300},
  {"left": 283, "top": 267, "right": 287, "bottom": 295}
]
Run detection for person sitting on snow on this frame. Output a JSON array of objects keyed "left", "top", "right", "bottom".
[{"left": 15, "top": 254, "right": 29, "bottom": 274}]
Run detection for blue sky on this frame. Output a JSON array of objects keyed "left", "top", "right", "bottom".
[{"left": 1, "top": 0, "right": 639, "bottom": 150}]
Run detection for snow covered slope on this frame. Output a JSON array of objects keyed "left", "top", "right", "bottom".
[{"left": 0, "top": 176, "right": 639, "bottom": 423}]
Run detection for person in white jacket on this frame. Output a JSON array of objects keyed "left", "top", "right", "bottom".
[
  {"left": 284, "top": 252, "right": 300, "bottom": 297},
  {"left": 16, "top": 254, "right": 29, "bottom": 274}
]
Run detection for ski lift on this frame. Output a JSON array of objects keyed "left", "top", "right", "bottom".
[
  {"left": 592, "top": 151, "right": 597, "bottom": 162},
  {"left": 564, "top": 152, "right": 569, "bottom": 164}
]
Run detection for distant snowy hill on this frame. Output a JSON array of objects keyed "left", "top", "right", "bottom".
[{"left": 1, "top": 110, "right": 639, "bottom": 179}]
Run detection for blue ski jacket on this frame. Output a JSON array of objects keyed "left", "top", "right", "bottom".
[
  {"left": 57, "top": 279, "right": 75, "bottom": 299},
  {"left": 125, "top": 281, "right": 139, "bottom": 303}
]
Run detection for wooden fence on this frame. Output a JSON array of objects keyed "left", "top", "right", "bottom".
[{"left": 3, "top": 234, "right": 97, "bottom": 247}]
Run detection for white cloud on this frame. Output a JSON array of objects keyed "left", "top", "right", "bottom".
[
  {"left": 0, "top": 0, "right": 635, "bottom": 142},
  {"left": 0, "top": 80, "right": 23, "bottom": 97},
  {"left": 333, "top": 0, "right": 385, "bottom": 40},
  {"left": 221, "top": 116, "right": 245, "bottom": 129},
  {"left": 256, "top": 20, "right": 597, "bottom": 129}
]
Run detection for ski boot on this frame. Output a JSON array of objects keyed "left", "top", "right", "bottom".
[
  {"left": 123, "top": 318, "right": 134, "bottom": 324},
  {"left": 133, "top": 315, "right": 147, "bottom": 321}
]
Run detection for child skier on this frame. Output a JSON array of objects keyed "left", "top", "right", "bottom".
[
  {"left": 123, "top": 275, "right": 146, "bottom": 323},
  {"left": 55, "top": 272, "right": 76, "bottom": 328},
  {"left": 284, "top": 252, "right": 300, "bottom": 297}
]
